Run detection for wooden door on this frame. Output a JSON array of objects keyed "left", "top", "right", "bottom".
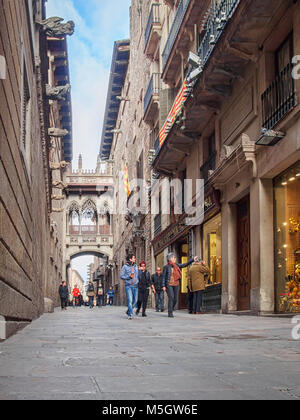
[{"left": 237, "top": 195, "right": 251, "bottom": 311}]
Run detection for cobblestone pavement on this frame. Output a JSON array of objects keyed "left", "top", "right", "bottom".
[{"left": 0, "top": 306, "right": 300, "bottom": 400}]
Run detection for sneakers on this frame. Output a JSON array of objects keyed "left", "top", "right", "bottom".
[
  {"left": 142, "top": 313, "right": 147, "bottom": 317},
  {"left": 128, "top": 315, "right": 132, "bottom": 320}
]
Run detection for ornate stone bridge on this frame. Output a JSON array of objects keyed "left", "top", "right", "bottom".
[{"left": 62, "top": 156, "right": 114, "bottom": 282}]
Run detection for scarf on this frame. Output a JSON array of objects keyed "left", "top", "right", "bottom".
[{"left": 169, "top": 262, "right": 182, "bottom": 283}]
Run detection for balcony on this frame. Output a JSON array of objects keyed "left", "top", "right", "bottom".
[
  {"left": 68, "top": 225, "right": 111, "bottom": 235},
  {"left": 262, "top": 63, "right": 296, "bottom": 130},
  {"left": 162, "top": 0, "right": 191, "bottom": 73},
  {"left": 197, "top": 0, "right": 240, "bottom": 66},
  {"left": 154, "top": 213, "right": 162, "bottom": 237},
  {"left": 200, "top": 152, "right": 217, "bottom": 184},
  {"left": 144, "top": 73, "right": 161, "bottom": 123},
  {"left": 144, "top": 3, "right": 161, "bottom": 57}
]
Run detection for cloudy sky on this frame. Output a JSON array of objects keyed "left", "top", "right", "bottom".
[{"left": 46, "top": 0, "right": 131, "bottom": 281}]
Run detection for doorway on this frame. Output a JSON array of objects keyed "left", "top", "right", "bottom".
[{"left": 237, "top": 195, "right": 251, "bottom": 311}]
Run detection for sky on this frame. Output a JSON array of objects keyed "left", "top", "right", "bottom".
[{"left": 46, "top": 0, "right": 131, "bottom": 281}]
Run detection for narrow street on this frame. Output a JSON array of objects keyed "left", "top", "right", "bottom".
[{"left": 0, "top": 308, "right": 299, "bottom": 400}]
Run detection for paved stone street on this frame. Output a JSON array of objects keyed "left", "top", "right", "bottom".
[{"left": 0, "top": 306, "right": 300, "bottom": 400}]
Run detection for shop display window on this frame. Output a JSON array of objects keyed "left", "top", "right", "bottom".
[
  {"left": 274, "top": 161, "right": 300, "bottom": 313},
  {"left": 203, "top": 214, "right": 222, "bottom": 284}
]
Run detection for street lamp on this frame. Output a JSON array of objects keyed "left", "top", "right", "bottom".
[{"left": 256, "top": 128, "right": 285, "bottom": 146}]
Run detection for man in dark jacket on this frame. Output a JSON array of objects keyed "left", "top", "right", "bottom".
[
  {"left": 136, "top": 261, "right": 152, "bottom": 317},
  {"left": 151, "top": 267, "right": 164, "bottom": 312},
  {"left": 58, "top": 281, "right": 68, "bottom": 310},
  {"left": 162, "top": 253, "right": 198, "bottom": 318}
]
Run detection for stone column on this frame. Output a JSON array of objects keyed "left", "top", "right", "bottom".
[
  {"left": 250, "top": 178, "right": 275, "bottom": 313},
  {"left": 221, "top": 199, "right": 238, "bottom": 313}
]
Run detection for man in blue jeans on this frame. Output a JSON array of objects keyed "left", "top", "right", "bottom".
[{"left": 120, "top": 254, "right": 139, "bottom": 320}]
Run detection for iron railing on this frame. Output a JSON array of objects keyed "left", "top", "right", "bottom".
[
  {"left": 198, "top": 0, "right": 240, "bottom": 66},
  {"left": 162, "top": 0, "right": 191, "bottom": 71},
  {"left": 145, "top": 3, "right": 160, "bottom": 48},
  {"left": 144, "top": 73, "right": 161, "bottom": 114},
  {"left": 200, "top": 152, "right": 216, "bottom": 184},
  {"left": 262, "top": 62, "right": 296, "bottom": 129},
  {"left": 154, "top": 213, "right": 162, "bottom": 236},
  {"left": 154, "top": 136, "right": 160, "bottom": 156}
]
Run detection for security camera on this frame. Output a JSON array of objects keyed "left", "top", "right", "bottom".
[
  {"left": 187, "top": 66, "right": 203, "bottom": 84},
  {"left": 188, "top": 51, "right": 202, "bottom": 68}
]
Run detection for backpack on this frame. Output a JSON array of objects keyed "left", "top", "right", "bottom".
[{"left": 88, "top": 283, "right": 94, "bottom": 292}]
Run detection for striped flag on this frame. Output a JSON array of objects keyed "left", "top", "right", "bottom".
[
  {"left": 124, "top": 164, "right": 130, "bottom": 197},
  {"left": 159, "top": 79, "right": 188, "bottom": 148}
]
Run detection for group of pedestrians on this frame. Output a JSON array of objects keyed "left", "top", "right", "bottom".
[
  {"left": 121, "top": 252, "right": 209, "bottom": 320},
  {"left": 58, "top": 281, "right": 115, "bottom": 310}
]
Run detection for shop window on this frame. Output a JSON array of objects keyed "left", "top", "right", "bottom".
[
  {"left": 203, "top": 213, "right": 222, "bottom": 285},
  {"left": 274, "top": 161, "right": 300, "bottom": 313}
]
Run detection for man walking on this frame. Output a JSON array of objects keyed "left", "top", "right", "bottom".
[
  {"left": 97, "top": 283, "right": 104, "bottom": 307},
  {"left": 58, "top": 281, "right": 68, "bottom": 310},
  {"left": 86, "top": 281, "right": 95, "bottom": 309},
  {"left": 107, "top": 286, "right": 114, "bottom": 306},
  {"left": 188, "top": 260, "right": 210, "bottom": 314},
  {"left": 151, "top": 267, "right": 164, "bottom": 312},
  {"left": 136, "top": 261, "right": 152, "bottom": 317},
  {"left": 120, "top": 254, "right": 139, "bottom": 320},
  {"left": 162, "top": 253, "right": 198, "bottom": 318},
  {"left": 72, "top": 284, "right": 80, "bottom": 308}
]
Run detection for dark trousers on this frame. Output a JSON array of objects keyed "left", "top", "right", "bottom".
[
  {"left": 60, "top": 297, "right": 67, "bottom": 309},
  {"left": 88, "top": 296, "right": 94, "bottom": 308},
  {"left": 108, "top": 297, "right": 114, "bottom": 305},
  {"left": 136, "top": 288, "right": 149, "bottom": 314},
  {"left": 192, "top": 290, "right": 204, "bottom": 313},
  {"left": 187, "top": 291, "right": 193, "bottom": 313},
  {"left": 155, "top": 290, "right": 164, "bottom": 311},
  {"left": 97, "top": 295, "right": 103, "bottom": 306},
  {"left": 166, "top": 285, "right": 179, "bottom": 316}
]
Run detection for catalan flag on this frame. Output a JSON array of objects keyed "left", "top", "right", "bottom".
[
  {"left": 124, "top": 164, "right": 130, "bottom": 197},
  {"left": 159, "top": 79, "right": 188, "bottom": 148}
]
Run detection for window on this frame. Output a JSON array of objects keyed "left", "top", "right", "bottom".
[
  {"left": 201, "top": 133, "right": 216, "bottom": 184},
  {"left": 262, "top": 33, "right": 296, "bottom": 129}
]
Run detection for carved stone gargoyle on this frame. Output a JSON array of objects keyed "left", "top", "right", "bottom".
[
  {"left": 52, "top": 180, "right": 67, "bottom": 189},
  {"left": 46, "top": 84, "right": 70, "bottom": 101},
  {"left": 48, "top": 128, "right": 69, "bottom": 137},
  {"left": 50, "top": 161, "right": 70, "bottom": 170},
  {"left": 37, "top": 17, "right": 75, "bottom": 37},
  {"left": 51, "top": 195, "right": 65, "bottom": 201}
]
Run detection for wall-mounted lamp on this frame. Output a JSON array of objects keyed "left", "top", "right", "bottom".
[{"left": 256, "top": 128, "right": 285, "bottom": 146}]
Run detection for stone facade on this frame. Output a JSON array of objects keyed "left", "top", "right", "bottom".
[
  {"left": 102, "top": 0, "right": 300, "bottom": 314},
  {"left": 0, "top": 0, "right": 73, "bottom": 337}
]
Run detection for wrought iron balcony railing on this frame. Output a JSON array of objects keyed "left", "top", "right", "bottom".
[
  {"left": 145, "top": 3, "right": 161, "bottom": 48},
  {"left": 200, "top": 152, "right": 216, "bottom": 184},
  {"left": 162, "top": 0, "right": 191, "bottom": 72},
  {"left": 144, "top": 73, "right": 161, "bottom": 114},
  {"left": 154, "top": 213, "right": 162, "bottom": 236},
  {"left": 262, "top": 62, "right": 296, "bottom": 130},
  {"left": 198, "top": 0, "right": 240, "bottom": 66}
]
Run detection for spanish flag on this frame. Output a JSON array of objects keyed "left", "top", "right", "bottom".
[{"left": 124, "top": 164, "right": 130, "bottom": 197}]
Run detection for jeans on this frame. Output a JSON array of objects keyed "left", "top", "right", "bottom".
[
  {"left": 108, "top": 297, "right": 114, "bottom": 306},
  {"left": 192, "top": 290, "right": 204, "bottom": 313},
  {"left": 97, "top": 295, "right": 103, "bottom": 306},
  {"left": 88, "top": 296, "right": 94, "bottom": 308},
  {"left": 155, "top": 290, "right": 164, "bottom": 311},
  {"left": 166, "top": 285, "right": 179, "bottom": 316},
  {"left": 125, "top": 285, "right": 138, "bottom": 317},
  {"left": 136, "top": 288, "right": 149, "bottom": 315}
]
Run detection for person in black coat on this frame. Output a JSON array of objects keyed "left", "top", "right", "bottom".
[
  {"left": 58, "top": 281, "right": 68, "bottom": 310},
  {"left": 136, "top": 261, "right": 153, "bottom": 317},
  {"left": 151, "top": 267, "right": 164, "bottom": 312}
]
